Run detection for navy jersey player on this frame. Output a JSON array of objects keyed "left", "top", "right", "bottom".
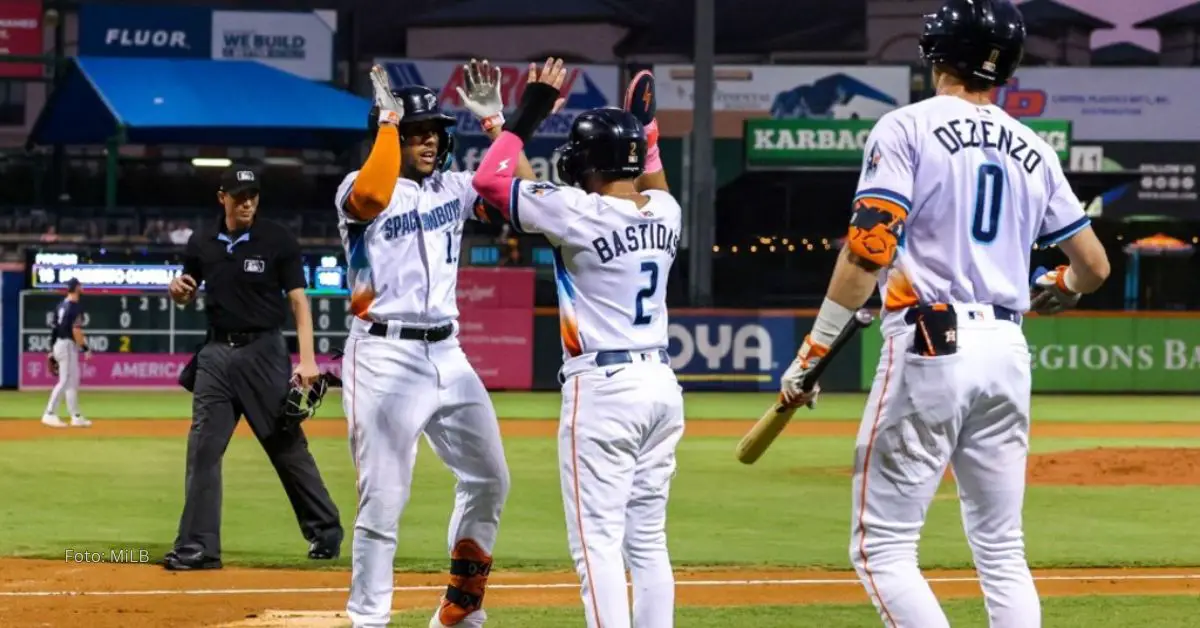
[{"left": 43, "top": 278, "right": 91, "bottom": 427}]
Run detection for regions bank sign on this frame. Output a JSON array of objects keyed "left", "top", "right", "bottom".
[{"left": 376, "top": 59, "right": 619, "bottom": 137}]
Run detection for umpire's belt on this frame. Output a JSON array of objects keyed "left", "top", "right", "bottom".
[
  {"left": 211, "top": 329, "right": 273, "bottom": 347},
  {"left": 595, "top": 349, "right": 670, "bottom": 367},
  {"left": 903, "top": 304, "right": 1021, "bottom": 326},
  {"left": 368, "top": 322, "right": 453, "bottom": 342}
]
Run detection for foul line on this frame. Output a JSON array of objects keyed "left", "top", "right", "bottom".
[{"left": 1, "top": 573, "right": 1199, "bottom": 598}]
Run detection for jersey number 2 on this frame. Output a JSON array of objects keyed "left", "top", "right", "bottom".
[
  {"left": 633, "top": 261, "right": 659, "bottom": 326},
  {"left": 972, "top": 164, "right": 1004, "bottom": 244}
]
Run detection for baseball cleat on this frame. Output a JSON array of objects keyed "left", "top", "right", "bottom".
[
  {"left": 428, "top": 606, "right": 487, "bottom": 628},
  {"left": 69, "top": 415, "right": 92, "bottom": 428},
  {"left": 624, "top": 70, "right": 656, "bottom": 126},
  {"left": 41, "top": 414, "right": 67, "bottom": 428}
]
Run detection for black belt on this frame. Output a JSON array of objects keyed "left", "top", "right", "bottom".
[
  {"left": 904, "top": 304, "right": 1021, "bottom": 325},
  {"left": 368, "top": 322, "right": 454, "bottom": 342},
  {"left": 595, "top": 349, "right": 670, "bottom": 367},
  {"left": 211, "top": 329, "right": 273, "bottom": 347}
]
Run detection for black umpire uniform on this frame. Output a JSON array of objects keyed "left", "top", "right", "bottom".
[{"left": 165, "top": 166, "right": 342, "bottom": 570}]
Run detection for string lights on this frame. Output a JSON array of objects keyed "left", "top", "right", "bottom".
[{"left": 712, "top": 235, "right": 841, "bottom": 254}]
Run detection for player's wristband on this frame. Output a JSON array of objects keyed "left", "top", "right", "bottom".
[
  {"left": 377, "top": 109, "right": 401, "bottom": 126},
  {"left": 480, "top": 113, "right": 505, "bottom": 133},
  {"left": 1058, "top": 265, "right": 1081, "bottom": 294},
  {"left": 810, "top": 298, "right": 855, "bottom": 347},
  {"left": 503, "top": 83, "right": 560, "bottom": 143}
]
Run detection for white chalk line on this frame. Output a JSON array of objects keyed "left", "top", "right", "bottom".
[{"left": 1, "top": 573, "right": 1198, "bottom": 598}]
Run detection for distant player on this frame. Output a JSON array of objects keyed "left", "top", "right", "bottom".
[
  {"left": 472, "top": 69, "right": 684, "bottom": 628},
  {"left": 336, "top": 59, "right": 553, "bottom": 628},
  {"left": 778, "top": 2, "right": 1110, "bottom": 627},
  {"left": 42, "top": 278, "right": 91, "bottom": 428}
]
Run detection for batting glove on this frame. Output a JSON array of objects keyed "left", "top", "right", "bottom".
[
  {"left": 779, "top": 335, "right": 829, "bottom": 410},
  {"left": 369, "top": 65, "right": 404, "bottom": 126},
  {"left": 1030, "top": 265, "right": 1081, "bottom": 315},
  {"left": 456, "top": 58, "right": 505, "bottom": 133}
]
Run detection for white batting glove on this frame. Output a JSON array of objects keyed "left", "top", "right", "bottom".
[
  {"left": 1030, "top": 265, "right": 1081, "bottom": 315},
  {"left": 455, "top": 58, "right": 505, "bottom": 132},
  {"left": 779, "top": 335, "right": 828, "bottom": 410},
  {"left": 369, "top": 64, "right": 404, "bottom": 126}
]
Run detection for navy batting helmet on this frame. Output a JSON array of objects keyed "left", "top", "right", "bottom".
[
  {"left": 368, "top": 85, "right": 457, "bottom": 170},
  {"left": 555, "top": 107, "right": 646, "bottom": 187},
  {"left": 920, "top": 0, "right": 1026, "bottom": 89}
]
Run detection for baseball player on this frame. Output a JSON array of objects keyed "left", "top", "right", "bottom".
[
  {"left": 336, "top": 59, "right": 553, "bottom": 628},
  {"left": 471, "top": 68, "right": 683, "bottom": 628},
  {"left": 42, "top": 278, "right": 91, "bottom": 428},
  {"left": 779, "top": 2, "right": 1110, "bottom": 627}
]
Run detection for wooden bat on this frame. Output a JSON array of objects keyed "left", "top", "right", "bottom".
[{"left": 735, "top": 308, "right": 875, "bottom": 465}]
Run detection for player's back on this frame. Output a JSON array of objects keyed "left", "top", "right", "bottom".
[
  {"left": 880, "top": 96, "right": 1075, "bottom": 316},
  {"left": 549, "top": 188, "right": 681, "bottom": 359}
]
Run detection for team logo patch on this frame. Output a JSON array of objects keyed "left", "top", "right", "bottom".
[
  {"left": 529, "top": 182, "right": 558, "bottom": 196},
  {"left": 243, "top": 259, "right": 265, "bottom": 273},
  {"left": 865, "top": 143, "right": 882, "bottom": 179}
]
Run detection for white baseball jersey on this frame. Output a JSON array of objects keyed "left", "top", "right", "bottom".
[
  {"left": 857, "top": 95, "right": 1089, "bottom": 324},
  {"left": 335, "top": 170, "right": 482, "bottom": 325},
  {"left": 509, "top": 181, "right": 682, "bottom": 359}
]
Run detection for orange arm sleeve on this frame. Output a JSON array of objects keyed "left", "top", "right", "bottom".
[{"left": 346, "top": 125, "right": 400, "bottom": 221}]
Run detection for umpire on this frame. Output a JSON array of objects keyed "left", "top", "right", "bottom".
[{"left": 163, "top": 165, "right": 342, "bottom": 570}]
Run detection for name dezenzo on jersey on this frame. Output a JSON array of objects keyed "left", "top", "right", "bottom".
[
  {"left": 592, "top": 223, "right": 680, "bottom": 264},
  {"left": 932, "top": 118, "right": 1047, "bottom": 174},
  {"left": 380, "top": 198, "right": 465, "bottom": 241}
]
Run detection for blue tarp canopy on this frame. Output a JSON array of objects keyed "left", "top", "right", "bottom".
[{"left": 29, "top": 56, "right": 372, "bottom": 150}]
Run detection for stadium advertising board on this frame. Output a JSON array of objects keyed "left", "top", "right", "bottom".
[
  {"left": 653, "top": 65, "right": 910, "bottom": 139},
  {"left": 210, "top": 10, "right": 336, "bottom": 81},
  {"left": 665, "top": 313, "right": 795, "bottom": 392},
  {"left": 78, "top": 5, "right": 336, "bottom": 80},
  {"left": 992, "top": 68, "right": 1200, "bottom": 141},
  {"left": 1068, "top": 142, "right": 1200, "bottom": 220},
  {"left": 745, "top": 119, "right": 1071, "bottom": 167},
  {"left": 0, "top": 0, "right": 44, "bottom": 78},
  {"left": 860, "top": 315, "right": 1200, "bottom": 393},
  {"left": 78, "top": 4, "right": 212, "bottom": 58}
]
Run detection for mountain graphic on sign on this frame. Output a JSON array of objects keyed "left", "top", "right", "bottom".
[{"left": 770, "top": 73, "right": 898, "bottom": 120}]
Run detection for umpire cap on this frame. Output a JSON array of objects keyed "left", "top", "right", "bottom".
[
  {"left": 920, "top": 0, "right": 1026, "bottom": 89},
  {"left": 367, "top": 84, "right": 457, "bottom": 170},
  {"left": 555, "top": 107, "right": 646, "bottom": 187}
]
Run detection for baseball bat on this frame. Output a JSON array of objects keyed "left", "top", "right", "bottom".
[{"left": 734, "top": 308, "right": 875, "bottom": 465}]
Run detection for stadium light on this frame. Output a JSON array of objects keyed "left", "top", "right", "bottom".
[
  {"left": 263, "top": 156, "right": 304, "bottom": 167},
  {"left": 192, "top": 158, "right": 232, "bottom": 168}
]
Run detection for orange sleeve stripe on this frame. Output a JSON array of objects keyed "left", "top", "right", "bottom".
[{"left": 346, "top": 125, "right": 400, "bottom": 221}]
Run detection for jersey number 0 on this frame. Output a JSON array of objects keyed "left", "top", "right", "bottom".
[{"left": 972, "top": 163, "right": 1004, "bottom": 244}]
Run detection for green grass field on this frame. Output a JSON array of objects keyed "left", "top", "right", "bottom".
[{"left": 0, "top": 390, "right": 1197, "bottom": 626}]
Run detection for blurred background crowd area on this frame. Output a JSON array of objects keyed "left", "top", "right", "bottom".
[{"left": 1, "top": 0, "right": 1198, "bottom": 310}]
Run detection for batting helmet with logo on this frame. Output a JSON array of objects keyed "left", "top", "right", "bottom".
[
  {"left": 555, "top": 107, "right": 646, "bottom": 187},
  {"left": 368, "top": 85, "right": 457, "bottom": 170},
  {"left": 919, "top": 0, "right": 1026, "bottom": 89}
]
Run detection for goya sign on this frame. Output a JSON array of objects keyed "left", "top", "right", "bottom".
[
  {"left": 745, "top": 118, "right": 1071, "bottom": 167},
  {"left": 860, "top": 314, "right": 1200, "bottom": 392}
]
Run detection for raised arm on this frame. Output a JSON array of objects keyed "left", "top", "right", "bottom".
[
  {"left": 472, "top": 60, "right": 568, "bottom": 217},
  {"left": 624, "top": 70, "right": 668, "bottom": 193},
  {"left": 458, "top": 58, "right": 566, "bottom": 182},
  {"left": 344, "top": 66, "right": 405, "bottom": 221}
]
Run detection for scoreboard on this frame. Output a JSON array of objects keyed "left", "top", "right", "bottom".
[{"left": 20, "top": 291, "right": 356, "bottom": 355}]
